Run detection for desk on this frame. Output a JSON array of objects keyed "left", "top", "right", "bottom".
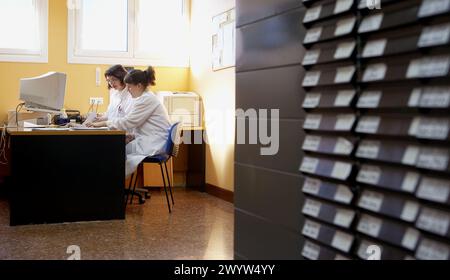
[
  {"left": 141, "top": 127, "right": 206, "bottom": 192},
  {"left": 7, "top": 128, "right": 126, "bottom": 226},
  {"left": 182, "top": 127, "right": 206, "bottom": 191},
  {"left": 0, "top": 127, "right": 10, "bottom": 184}
]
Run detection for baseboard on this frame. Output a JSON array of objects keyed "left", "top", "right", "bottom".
[{"left": 205, "top": 183, "right": 234, "bottom": 204}]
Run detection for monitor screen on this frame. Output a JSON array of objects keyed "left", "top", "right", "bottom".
[{"left": 19, "top": 72, "right": 67, "bottom": 112}]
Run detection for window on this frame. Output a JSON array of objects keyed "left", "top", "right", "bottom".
[
  {"left": 79, "top": 0, "right": 128, "bottom": 53},
  {"left": 68, "top": 0, "right": 190, "bottom": 67},
  {"left": 0, "top": 0, "right": 48, "bottom": 63}
]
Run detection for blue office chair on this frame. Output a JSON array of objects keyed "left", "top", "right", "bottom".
[{"left": 126, "top": 122, "right": 182, "bottom": 213}]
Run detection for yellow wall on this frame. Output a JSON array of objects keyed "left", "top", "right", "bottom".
[
  {"left": 0, "top": 0, "right": 189, "bottom": 124},
  {"left": 189, "top": 0, "right": 236, "bottom": 192}
]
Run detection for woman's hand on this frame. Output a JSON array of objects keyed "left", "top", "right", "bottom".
[
  {"left": 93, "top": 115, "right": 107, "bottom": 122},
  {"left": 86, "top": 121, "right": 107, "bottom": 127},
  {"left": 125, "top": 134, "right": 135, "bottom": 144}
]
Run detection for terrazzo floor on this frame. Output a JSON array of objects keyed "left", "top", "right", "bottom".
[{"left": 0, "top": 188, "right": 234, "bottom": 260}]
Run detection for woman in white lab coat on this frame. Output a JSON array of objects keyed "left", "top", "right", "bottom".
[
  {"left": 88, "top": 66, "right": 171, "bottom": 178},
  {"left": 96, "top": 65, "right": 134, "bottom": 121}
]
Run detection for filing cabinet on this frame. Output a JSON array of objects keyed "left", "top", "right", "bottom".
[{"left": 300, "top": 0, "right": 450, "bottom": 260}]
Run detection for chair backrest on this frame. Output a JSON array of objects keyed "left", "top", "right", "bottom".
[{"left": 163, "top": 122, "right": 183, "bottom": 158}]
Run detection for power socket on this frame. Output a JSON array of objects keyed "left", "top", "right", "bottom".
[{"left": 89, "top": 97, "right": 104, "bottom": 105}]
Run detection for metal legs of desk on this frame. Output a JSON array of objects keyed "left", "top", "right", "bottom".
[{"left": 8, "top": 133, "right": 126, "bottom": 226}]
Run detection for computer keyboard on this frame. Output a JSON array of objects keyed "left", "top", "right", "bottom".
[
  {"left": 71, "top": 126, "right": 109, "bottom": 130},
  {"left": 31, "top": 128, "right": 70, "bottom": 131}
]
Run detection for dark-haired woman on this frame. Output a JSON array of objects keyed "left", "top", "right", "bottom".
[
  {"left": 88, "top": 66, "right": 171, "bottom": 177},
  {"left": 96, "top": 64, "right": 133, "bottom": 122}
]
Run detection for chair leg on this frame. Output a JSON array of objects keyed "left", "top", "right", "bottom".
[
  {"left": 125, "top": 173, "right": 135, "bottom": 206},
  {"left": 135, "top": 168, "right": 146, "bottom": 204},
  {"left": 160, "top": 163, "right": 172, "bottom": 213},
  {"left": 164, "top": 161, "right": 174, "bottom": 205},
  {"left": 129, "top": 169, "right": 140, "bottom": 205}
]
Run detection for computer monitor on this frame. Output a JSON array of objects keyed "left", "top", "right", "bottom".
[{"left": 19, "top": 72, "right": 67, "bottom": 114}]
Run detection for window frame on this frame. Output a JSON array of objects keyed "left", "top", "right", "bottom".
[
  {"left": 0, "top": 0, "right": 49, "bottom": 63},
  {"left": 67, "top": 0, "right": 190, "bottom": 67}
]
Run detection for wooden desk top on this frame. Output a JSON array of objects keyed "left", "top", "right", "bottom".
[
  {"left": 7, "top": 128, "right": 125, "bottom": 136},
  {"left": 6, "top": 125, "right": 203, "bottom": 135}
]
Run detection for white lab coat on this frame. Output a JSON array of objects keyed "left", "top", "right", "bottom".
[
  {"left": 105, "top": 87, "right": 134, "bottom": 120},
  {"left": 107, "top": 92, "right": 171, "bottom": 177}
]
